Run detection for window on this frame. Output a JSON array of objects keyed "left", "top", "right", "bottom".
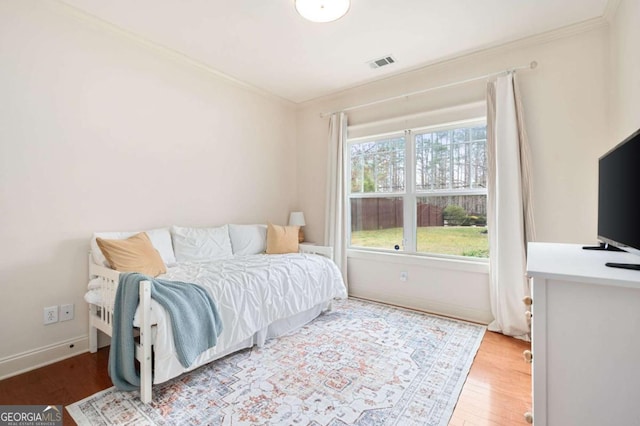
[
  {"left": 349, "top": 134, "right": 405, "bottom": 251},
  {"left": 348, "top": 120, "right": 489, "bottom": 259}
]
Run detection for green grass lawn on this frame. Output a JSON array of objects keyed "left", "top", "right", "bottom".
[{"left": 350, "top": 226, "right": 489, "bottom": 258}]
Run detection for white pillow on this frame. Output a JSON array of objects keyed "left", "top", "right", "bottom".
[
  {"left": 229, "top": 224, "right": 267, "bottom": 255},
  {"left": 90, "top": 228, "right": 176, "bottom": 267},
  {"left": 171, "top": 225, "right": 233, "bottom": 262}
]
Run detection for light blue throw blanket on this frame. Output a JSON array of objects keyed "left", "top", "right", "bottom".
[{"left": 108, "top": 272, "right": 223, "bottom": 391}]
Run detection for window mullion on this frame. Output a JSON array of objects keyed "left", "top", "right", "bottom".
[{"left": 403, "top": 130, "right": 417, "bottom": 252}]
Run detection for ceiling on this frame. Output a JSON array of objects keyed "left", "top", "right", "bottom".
[{"left": 61, "top": 0, "right": 610, "bottom": 104}]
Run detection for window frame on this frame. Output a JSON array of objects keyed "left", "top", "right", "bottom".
[{"left": 346, "top": 118, "right": 488, "bottom": 261}]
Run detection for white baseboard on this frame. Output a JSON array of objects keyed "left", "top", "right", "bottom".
[
  {"left": 0, "top": 336, "right": 89, "bottom": 381},
  {"left": 350, "top": 290, "right": 493, "bottom": 325}
]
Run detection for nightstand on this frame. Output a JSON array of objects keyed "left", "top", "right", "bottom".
[{"left": 299, "top": 243, "right": 334, "bottom": 261}]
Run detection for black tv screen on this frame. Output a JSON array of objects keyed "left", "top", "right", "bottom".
[{"left": 598, "top": 127, "right": 640, "bottom": 257}]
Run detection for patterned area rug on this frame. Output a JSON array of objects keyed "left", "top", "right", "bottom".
[{"left": 67, "top": 298, "right": 485, "bottom": 426}]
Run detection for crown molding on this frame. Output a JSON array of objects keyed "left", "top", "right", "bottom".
[
  {"left": 51, "top": 0, "right": 611, "bottom": 111},
  {"left": 52, "top": 0, "right": 296, "bottom": 109},
  {"left": 603, "top": 0, "right": 622, "bottom": 22},
  {"left": 300, "top": 16, "right": 608, "bottom": 109}
]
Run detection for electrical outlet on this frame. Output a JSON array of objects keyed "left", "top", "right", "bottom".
[
  {"left": 60, "top": 304, "right": 74, "bottom": 322},
  {"left": 400, "top": 271, "right": 408, "bottom": 282},
  {"left": 44, "top": 306, "right": 58, "bottom": 325}
]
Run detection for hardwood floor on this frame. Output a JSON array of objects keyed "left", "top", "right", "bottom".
[
  {"left": 0, "top": 331, "right": 530, "bottom": 425},
  {"left": 0, "top": 348, "right": 111, "bottom": 425},
  {"left": 449, "top": 331, "right": 532, "bottom": 426}
]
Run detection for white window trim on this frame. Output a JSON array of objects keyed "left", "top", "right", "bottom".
[
  {"left": 411, "top": 117, "right": 486, "bottom": 135},
  {"left": 346, "top": 117, "right": 488, "bottom": 262},
  {"left": 347, "top": 248, "right": 489, "bottom": 272}
]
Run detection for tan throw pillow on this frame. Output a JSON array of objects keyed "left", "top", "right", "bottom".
[
  {"left": 266, "top": 223, "right": 300, "bottom": 254},
  {"left": 96, "top": 232, "right": 167, "bottom": 277}
]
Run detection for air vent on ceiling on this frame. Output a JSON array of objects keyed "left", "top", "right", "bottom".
[{"left": 368, "top": 55, "right": 396, "bottom": 69}]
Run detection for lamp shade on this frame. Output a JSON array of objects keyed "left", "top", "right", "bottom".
[
  {"left": 288, "top": 212, "right": 306, "bottom": 227},
  {"left": 294, "top": 0, "right": 350, "bottom": 23}
]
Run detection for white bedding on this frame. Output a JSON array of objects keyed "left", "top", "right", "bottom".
[{"left": 108, "top": 253, "right": 347, "bottom": 384}]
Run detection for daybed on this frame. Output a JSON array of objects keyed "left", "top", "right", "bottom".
[{"left": 85, "top": 224, "right": 347, "bottom": 403}]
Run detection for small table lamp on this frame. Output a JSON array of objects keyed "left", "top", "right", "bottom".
[{"left": 288, "top": 212, "right": 306, "bottom": 243}]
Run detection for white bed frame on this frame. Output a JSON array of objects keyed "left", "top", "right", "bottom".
[{"left": 87, "top": 244, "right": 334, "bottom": 404}]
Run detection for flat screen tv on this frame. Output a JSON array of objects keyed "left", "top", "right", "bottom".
[{"left": 594, "top": 127, "right": 640, "bottom": 270}]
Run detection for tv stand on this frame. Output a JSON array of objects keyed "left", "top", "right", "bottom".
[
  {"left": 582, "top": 242, "right": 626, "bottom": 252},
  {"left": 605, "top": 262, "right": 640, "bottom": 271}
]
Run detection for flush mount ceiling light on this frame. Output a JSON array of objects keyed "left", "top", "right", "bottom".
[{"left": 295, "top": 0, "right": 351, "bottom": 23}]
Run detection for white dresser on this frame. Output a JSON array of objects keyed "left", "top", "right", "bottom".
[{"left": 526, "top": 242, "right": 640, "bottom": 426}]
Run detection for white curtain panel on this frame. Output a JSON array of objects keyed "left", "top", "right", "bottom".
[
  {"left": 325, "top": 112, "right": 349, "bottom": 288},
  {"left": 486, "top": 73, "right": 535, "bottom": 339}
]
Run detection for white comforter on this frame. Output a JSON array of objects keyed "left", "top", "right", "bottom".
[{"left": 135, "top": 253, "right": 347, "bottom": 383}]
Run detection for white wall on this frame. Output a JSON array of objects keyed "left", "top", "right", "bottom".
[
  {"left": 297, "top": 23, "right": 610, "bottom": 323},
  {"left": 1, "top": 0, "right": 630, "bottom": 378},
  {"left": 609, "top": 0, "right": 640, "bottom": 143},
  {"left": 0, "top": 1, "right": 297, "bottom": 377}
]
